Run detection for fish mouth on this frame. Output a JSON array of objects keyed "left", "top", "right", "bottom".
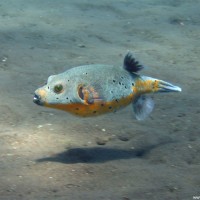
[
  {"left": 33, "top": 94, "right": 44, "bottom": 106},
  {"left": 158, "top": 80, "right": 182, "bottom": 92}
]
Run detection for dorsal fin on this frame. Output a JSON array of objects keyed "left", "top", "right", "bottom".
[{"left": 123, "top": 52, "right": 143, "bottom": 73}]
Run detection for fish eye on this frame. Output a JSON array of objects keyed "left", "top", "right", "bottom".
[{"left": 54, "top": 84, "right": 63, "bottom": 94}]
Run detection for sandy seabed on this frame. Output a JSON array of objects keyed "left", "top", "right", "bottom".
[{"left": 0, "top": 0, "right": 200, "bottom": 199}]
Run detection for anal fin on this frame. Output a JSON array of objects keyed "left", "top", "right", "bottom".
[{"left": 133, "top": 95, "right": 154, "bottom": 120}]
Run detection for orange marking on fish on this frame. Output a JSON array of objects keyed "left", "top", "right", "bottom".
[
  {"left": 133, "top": 79, "right": 159, "bottom": 94},
  {"left": 37, "top": 89, "right": 47, "bottom": 98},
  {"left": 45, "top": 93, "right": 134, "bottom": 117}
]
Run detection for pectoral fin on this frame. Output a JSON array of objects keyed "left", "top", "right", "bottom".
[
  {"left": 133, "top": 95, "right": 154, "bottom": 120},
  {"left": 77, "top": 84, "right": 104, "bottom": 105}
]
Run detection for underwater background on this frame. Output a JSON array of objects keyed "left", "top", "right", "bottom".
[{"left": 0, "top": 0, "right": 199, "bottom": 199}]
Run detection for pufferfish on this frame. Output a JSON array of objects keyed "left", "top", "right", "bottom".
[{"left": 33, "top": 52, "right": 181, "bottom": 120}]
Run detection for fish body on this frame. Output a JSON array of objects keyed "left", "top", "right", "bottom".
[{"left": 34, "top": 53, "right": 181, "bottom": 120}]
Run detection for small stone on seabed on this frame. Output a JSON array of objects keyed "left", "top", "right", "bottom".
[
  {"left": 96, "top": 137, "right": 108, "bottom": 145},
  {"left": 118, "top": 135, "right": 130, "bottom": 141},
  {"left": 122, "top": 197, "right": 130, "bottom": 200},
  {"left": 2, "top": 57, "right": 7, "bottom": 62},
  {"left": 101, "top": 128, "right": 106, "bottom": 132},
  {"left": 78, "top": 44, "right": 86, "bottom": 48}
]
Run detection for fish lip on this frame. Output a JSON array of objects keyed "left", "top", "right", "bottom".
[
  {"left": 158, "top": 80, "right": 182, "bottom": 92},
  {"left": 33, "top": 94, "right": 44, "bottom": 106}
]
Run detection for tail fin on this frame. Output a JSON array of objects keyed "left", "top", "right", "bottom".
[
  {"left": 137, "top": 76, "right": 182, "bottom": 93},
  {"left": 132, "top": 77, "right": 181, "bottom": 120},
  {"left": 155, "top": 79, "right": 182, "bottom": 92}
]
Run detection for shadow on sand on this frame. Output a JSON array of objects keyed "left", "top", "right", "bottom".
[{"left": 36, "top": 140, "right": 175, "bottom": 164}]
